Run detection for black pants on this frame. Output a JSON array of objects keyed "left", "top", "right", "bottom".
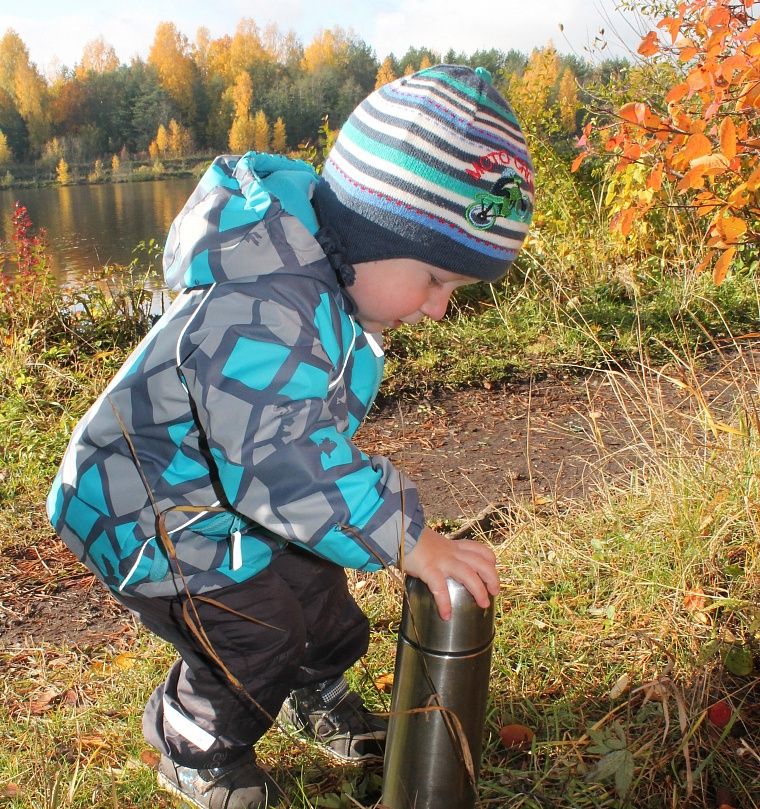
[{"left": 116, "top": 546, "right": 370, "bottom": 768}]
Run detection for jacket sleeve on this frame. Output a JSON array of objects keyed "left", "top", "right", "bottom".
[{"left": 178, "top": 280, "right": 425, "bottom": 571}]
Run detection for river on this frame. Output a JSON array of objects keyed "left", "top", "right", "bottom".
[{"left": 0, "top": 177, "right": 199, "bottom": 285}]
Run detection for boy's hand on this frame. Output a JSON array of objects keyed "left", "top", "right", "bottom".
[{"left": 402, "top": 527, "right": 500, "bottom": 620}]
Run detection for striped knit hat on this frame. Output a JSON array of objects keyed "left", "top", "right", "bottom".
[{"left": 314, "top": 64, "right": 533, "bottom": 282}]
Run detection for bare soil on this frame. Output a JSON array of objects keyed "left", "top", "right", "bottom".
[{"left": 1, "top": 343, "right": 757, "bottom": 650}]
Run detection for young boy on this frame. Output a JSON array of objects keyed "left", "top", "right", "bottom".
[{"left": 47, "top": 65, "right": 533, "bottom": 808}]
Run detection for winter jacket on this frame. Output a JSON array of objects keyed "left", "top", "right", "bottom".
[{"left": 47, "top": 153, "right": 425, "bottom": 598}]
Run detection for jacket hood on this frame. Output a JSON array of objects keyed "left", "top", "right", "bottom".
[{"left": 163, "top": 153, "right": 322, "bottom": 291}]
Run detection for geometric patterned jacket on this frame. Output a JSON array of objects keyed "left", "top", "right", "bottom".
[{"left": 46, "top": 153, "right": 425, "bottom": 598}]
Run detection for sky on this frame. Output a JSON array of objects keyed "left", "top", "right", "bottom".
[{"left": 4, "top": 0, "right": 650, "bottom": 76}]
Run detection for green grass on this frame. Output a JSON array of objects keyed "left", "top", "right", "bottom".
[
  {"left": 382, "top": 267, "right": 760, "bottom": 396},
  {"left": 3, "top": 404, "right": 758, "bottom": 807},
  {"left": 1, "top": 250, "right": 758, "bottom": 806}
]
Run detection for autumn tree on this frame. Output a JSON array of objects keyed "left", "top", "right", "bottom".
[
  {"left": 156, "top": 123, "right": 169, "bottom": 155},
  {"left": 558, "top": 67, "right": 578, "bottom": 132},
  {"left": 375, "top": 57, "right": 397, "bottom": 88},
  {"left": 229, "top": 71, "right": 253, "bottom": 118},
  {"left": 168, "top": 118, "right": 193, "bottom": 156},
  {"left": 253, "top": 110, "right": 270, "bottom": 152},
  {"left": 508, "top": 44, "right": 561, "bottom": 131},
  {"left": 574, "top": 0, "right": 760, "bottom": 283},
  {"left": 148, "top": 22, "right": 198, "bottom": 127},
  {"left": 194, "top": 26, "right": 213, "bottom": 77},
  {"left": 0, "top": 129, "right": 11, "bottom": 164},
  {"left": 56, "top": 157, "right": 70, "bottom": 183},
  {"left": 229, "top": 114, "right": 256, "bottom": 153},
  {"left": 230, "top": 19, "right": 269, "bottom": 77},
  {"left": 301, "top": 28, "right": 349, "bottom": 74},
  {"left": 227, "top": 70, "right": 256, "bottom": 153},
  {"left": 0, "top": 29, "right": 50, "bottom": 153},
  {"left": 272, "top": 116, "right": 287, "bottom": 153},
  {"left": 76, "top": 36, "right": 119, "bottom": 78}
]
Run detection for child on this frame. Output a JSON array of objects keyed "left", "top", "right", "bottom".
[{"left": 47, "top": 64, "right": 533, "bottom": 808}]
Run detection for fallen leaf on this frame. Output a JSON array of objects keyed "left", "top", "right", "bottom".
[
  {"left": 499, "top": 723, "right": 534, "bottom": 750},
  {"left": 29, "top": 688, "right": 60, "bottom": 715},
  {"left": 683, "top": 588, "right": 710, "bottom": 624},
  {"left": 61, "top": 689, "right": 78, "bottom": 707},
  {"left": 683, "top": 588, "right": 707, "bottom": 612},
  {"left": 140, "top": 750, "right": 161, "bottom": 768},
  {"left": 90, "top": 660, "right": 110, "bottom": 675},
  {"left": 79, "top": 733, "right": 107, "bottom": 749},
  {"left": 374, "top": 673, "right": 394, "bottom": 692},
  {"left": 0, "top": 783, "right": 19, "bottom": 798},
  {"left": 608, "top": 674, "right": 631, "bottom": 700},
  {"left": 114, "top": 653, "right": 137, "bottom": 671}
]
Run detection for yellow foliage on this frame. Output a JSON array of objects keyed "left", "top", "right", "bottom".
[
  {"left": 148, "top": 22, "right": 197, "bottom": 118},
  {"left": 230, "top": 18, "right": 269, "bottom": 76},
  {"left": 230, "top": 71, "right": 254, "bottom": 119},
  {"left": 301, "top": 28, "right": 348, "bottom": 73},
  {"left": 168, "top": 119, "right": 193, "bottom": 157},
  {"left": 253, "top": 110, "right": 270, "bottom": 153},
  {"left": 375, "top": 57, "right": 397, "bottom": 89},
  {"left": 509, "top": 44, "right": 560, "bottom": 129},
  {"left": 0, "top": 30, "right": 50, "bottom": 150},
  {"left": 0, "top": 130, "right": 11, "bottom": 165},
  {"left": 76, "top": 36, "right": 119, "bottom": 78},
  {"left": 55, "top": 158, "right": 70, "bottom": 184},
  {"left": 155, "top": 124, "right": 169, "bottom": 156},
  {"left": 558, "top": 67, "right": 578, "bottom": 132},
  {"left": 205, "top": 36, "right": 234, "bottom": 84},
  {"left": 272, "top": 117, "right": 287, "bottom": 153},
  {"left": 229, "top": 115, "right": 256, "bottom": 154}
]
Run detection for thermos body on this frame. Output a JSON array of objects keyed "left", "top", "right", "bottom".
[{"left": 382, "top": 576, "right": 496, "bottom": 809}]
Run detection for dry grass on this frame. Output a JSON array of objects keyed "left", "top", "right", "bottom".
[{"left": 1, "top": 270, "right": 758, "bottom": 807}]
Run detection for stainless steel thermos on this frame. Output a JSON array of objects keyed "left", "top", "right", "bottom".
[{"left": 381, "top": 576, "right": 496, "bottom": 809}]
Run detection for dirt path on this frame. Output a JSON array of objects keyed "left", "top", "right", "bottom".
[{"left": 2, "top": 343, "right": 757, "bottom": 649}]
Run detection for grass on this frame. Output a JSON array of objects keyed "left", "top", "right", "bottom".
[
  {"left": 382, "top": 265, "right": 760, "bottom": 396},
  {"left": 1, "top": 241, "right": 758, "bottom": 806}
]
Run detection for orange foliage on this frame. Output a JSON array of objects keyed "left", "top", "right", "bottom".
[{"left": 575, "top": 0, "right": 760, "bottom": 283}]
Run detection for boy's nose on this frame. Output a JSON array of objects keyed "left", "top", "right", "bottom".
[{"left": 421, "top": 290, "right": 453, "bottom": 321}]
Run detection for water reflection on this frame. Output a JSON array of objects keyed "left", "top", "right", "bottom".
[{"left": 0, "top": 177, "right": 197, "bottom": 285}]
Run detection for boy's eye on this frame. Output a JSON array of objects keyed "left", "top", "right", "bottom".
[{"left": 429, "top": 274, "right": 441, "bottom": 287}]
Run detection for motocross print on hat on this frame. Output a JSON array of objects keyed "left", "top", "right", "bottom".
[{"left": 465, "top": 167, "right": 532, "bottom": 232}]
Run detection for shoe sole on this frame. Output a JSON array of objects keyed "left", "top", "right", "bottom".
[{"left": 156, "top": 771, "right": 206, "bottom": 809}]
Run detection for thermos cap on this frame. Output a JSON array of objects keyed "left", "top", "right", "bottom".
[{"left": 401, "top": 576, "right": 495, "bottom": 654}]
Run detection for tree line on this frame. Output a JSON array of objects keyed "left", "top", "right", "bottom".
[{"left": 0, "top": 20, "right": 627, "bottom": 174}]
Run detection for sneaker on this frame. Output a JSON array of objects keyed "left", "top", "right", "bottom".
[
  {"left": 279, "top": 676, "right": 386, "bottom": 762},
  {"left": 156, "top": 752, "right": 279, "bottom": 809}
]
